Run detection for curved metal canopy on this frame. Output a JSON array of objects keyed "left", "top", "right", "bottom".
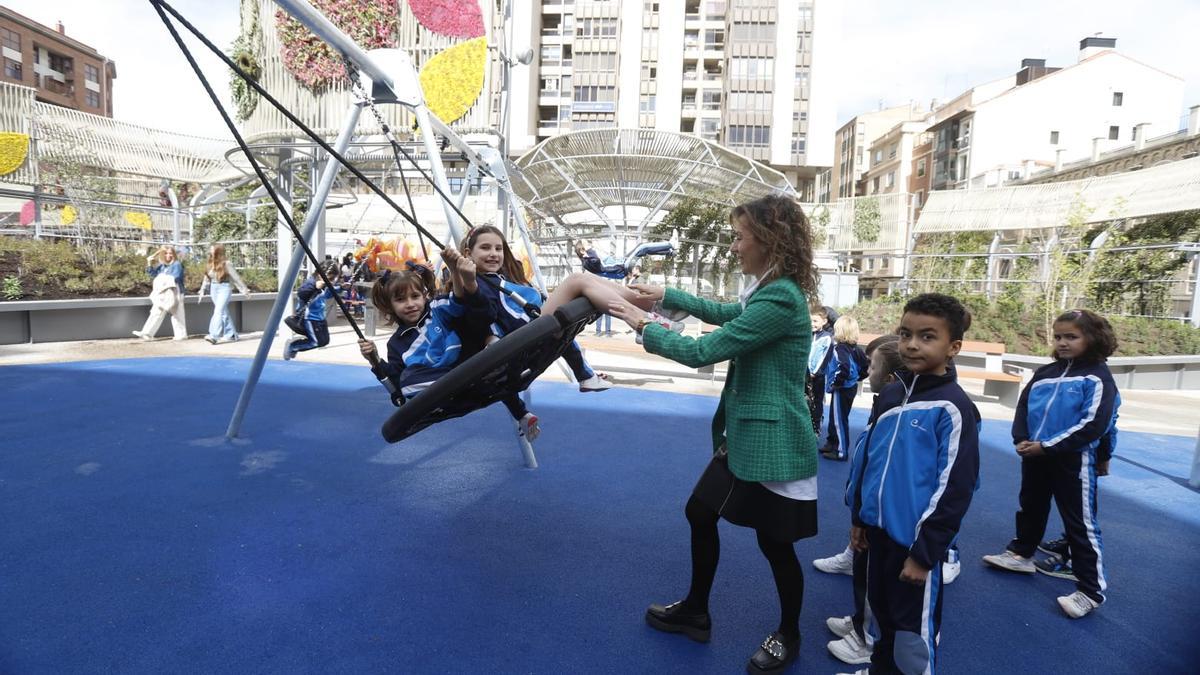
[{"left": 511, "top": 129, "right": 797, "bottom": 232}]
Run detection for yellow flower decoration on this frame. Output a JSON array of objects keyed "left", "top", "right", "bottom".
[
  {"left": 419, "top": 37, "right": 486, "bottom": 124},
  {"left": 0, "top": 132, "right": 30, "bottom": 175},
  {"left": 60, "top": 205, "right": 77, "bottom": 225},
  {"left": 124, "top": 211, "right": 153, "bottom": 230}
]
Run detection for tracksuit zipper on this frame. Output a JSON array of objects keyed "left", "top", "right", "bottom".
[
  {"left": 1033, "top": 359, "right": 1071, "bottom": 441},
  {"left": 877, "top": 375, "right": 917, "bottom": 526}
]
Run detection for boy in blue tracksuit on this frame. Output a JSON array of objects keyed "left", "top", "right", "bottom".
[{"left": 848, "top": 293, "right": 980, "bottom": 675}]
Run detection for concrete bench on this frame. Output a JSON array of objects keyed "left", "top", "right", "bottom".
[{"left": 860, "top": 332, "right": 1021, "bottom": 406}]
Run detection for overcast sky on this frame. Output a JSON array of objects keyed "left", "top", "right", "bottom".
[{"left": 8, "top": 0, "right": 1199, "bottom": 137}]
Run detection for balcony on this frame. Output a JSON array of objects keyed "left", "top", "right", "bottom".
[{"left": 42, "top": 77, "right": 74, "bottom": 96}]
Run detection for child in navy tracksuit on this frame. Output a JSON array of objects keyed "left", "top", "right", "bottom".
[
  {"left": 462, "top": 225, "right": 611, "bottom": 393},
  {"left": 848, "top": 294, "right": 980, "bottom": 675},
  {"left": 358, "top": 253, "right": 542, "bottom": 440},
  {"left": 807, "top": 306, "right": 833, "bottom": 437},
  {"left": 284, "top": 261, "right": 339, "bottom": 360},
  {"left": 982, "top": 309, "right": 1120, "bottom": 619},
  {"left": 823, "top": 315, "right": 870, "bottom": 461}
]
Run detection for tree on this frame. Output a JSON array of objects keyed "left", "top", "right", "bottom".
[{"left": 649, "top": 197, "right": 735, "bottom": 296}]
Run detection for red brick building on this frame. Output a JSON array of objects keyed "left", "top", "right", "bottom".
[{"left": 0, "top": 6, "right": 115, "bottom": 116}]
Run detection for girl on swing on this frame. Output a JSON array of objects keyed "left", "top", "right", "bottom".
[
  {"left": 458, "top": 225, "right": 627, "bottom": 392},
  {"left": 357, "top": 247, "right": 542, "bottom": 440}
]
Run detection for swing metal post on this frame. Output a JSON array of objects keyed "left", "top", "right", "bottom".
[{"left": 226, "top": 102, "right": 364, "bottom": 440}]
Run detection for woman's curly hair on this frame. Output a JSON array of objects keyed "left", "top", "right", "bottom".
[{"left": 730, "top": 195, "right": 820, "bottom": 301}]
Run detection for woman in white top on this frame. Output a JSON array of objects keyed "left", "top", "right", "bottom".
[{"left": 198, "top": 244, "right": 250, "bottom": 344}]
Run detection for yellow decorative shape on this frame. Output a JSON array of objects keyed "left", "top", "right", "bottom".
[
  {"left": 60, "top": 205, "right": 77, "bottom": 225},
  {"left": 0, "top": 132, "right": 29, "bottom": 175},
  {"left": 125, "top": 211, "right": 153, "bottom": 230},
  {"left": 419, "top": 37, "right": 486, "bottom": 124}
]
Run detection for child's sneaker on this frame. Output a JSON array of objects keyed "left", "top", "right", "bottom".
[
  {"left": 282, "top": 336, "right": 296, "bottom": 361},
  {"left": 982, "top": 550, "right": 1035, "bottom": 573},
  {"left": 578, "top": 374, "right": 612, "bottom": 392},
  {"left": 813, "top": 549, "right": 854, "bottom": 575},
  {"left": 835, "top": 670, "right": 869, "bottom": 675},
  {"left": 1057, "top": 590, "right": 1100, "bottom": 618},
  {"left": 827, "top": 630, "right": 872, "bottom": 665},
  {"left": 519, "top": 413, "right": 540, "bottom": 442},
  {"left": 1035, "top": 554, "right": 1078, "bottom": 581},
  {"left": 1038, "top": 536, "right": 1069, "bottom": 558},
  {"left": 826, "top": 615, "right": 854, "bottom": 638},
  {"left": 943, "top": 560, "right": 962, "bottom": 584}
]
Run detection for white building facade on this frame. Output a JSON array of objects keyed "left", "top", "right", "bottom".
[
  {"left": 505, "top": 0, "right": 838, "bottom": 200},
  {"left": 929, "top": 38, "right": 1185, "bottom": 190}
]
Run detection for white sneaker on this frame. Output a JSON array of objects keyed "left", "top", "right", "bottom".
[
  {"left": 813, "top": 549, "right": 854, "bottom": 575},
  {"left": 828, "top": 631, "right": 872, "bottom": 665},
  {"left": 282, "top": 336, "right": 297, "bottom": 361},
  {"left": 943, "top": 560, "right": 962, "bottom": 584},
  {"left": 982, "top": 550, "right": 1036, "bottom": 574},
  {"left": 1057, "top": 590, "right": 1100, "bottom": 618},
  {"left": 578, "top": 374, "right": 612, "bottom": 392},
  {"left": 826, "top": 615, "right": 854, "bottom": 638},
  {"left": 519, "top": 413, "right": 541, "bottom": 442},
  {"left": 835, "top": 670, "right": 869, "bottom": 675},
  {"left": 132, "top": 330, "right": 152, "bottom": 340}
]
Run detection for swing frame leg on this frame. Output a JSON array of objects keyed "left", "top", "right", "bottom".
[{"left": 516, "top": 388, "right": 537, "bottom": 469}]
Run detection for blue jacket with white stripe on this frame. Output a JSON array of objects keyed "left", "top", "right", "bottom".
[
  {"left": 1012, "top": 358, "right": 1120, "bottom": 455},
  {"left": 475, "top": 272, "right": 542, "bottom": 335},
  {"left": 848, "top": 368, "right": 981, "bottom": 569},
  {"left": 401, "top": 292, "right": 489, "bottom": 375}
]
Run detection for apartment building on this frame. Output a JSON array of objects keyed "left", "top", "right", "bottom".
[
  {"left": 0, "top": 6, "right": 115, "bottom": 116},
  {"left": 507, "top": 0, "right": 837, "bottom": 200},
  {"left": 829, "top": 104, "right": 922, "bottom": 200},
  {"left": 927, "top": 37, "right": 1184, "bottom": 190}
]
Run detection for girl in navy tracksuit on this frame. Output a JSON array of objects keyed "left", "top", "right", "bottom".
[
  {"left": 823, "top": 315, "right": 870, "bottom": 460},
  {"left": 358, "top": 255, "right": 541, "bottom": 440},
  {"left": 284, "top": 261, "right": 339, "bottom": 360},
  {"left": 461, "top": 225, "right": 610, "bottom": 393},
  {"left": 982, "top": 309, "right": 1120, "bottom": 619}
]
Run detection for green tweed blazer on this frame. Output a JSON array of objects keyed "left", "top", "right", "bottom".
[{"left": 642, "top": 279, "right": 818, "bottom": 482}]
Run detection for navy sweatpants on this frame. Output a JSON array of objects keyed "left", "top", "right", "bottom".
[
  {"left": 1007, "top": 450, "right": 1106, "bottom": 603},
  {"left": 865, "top": 527, "right": 943, "bottom": 675},
  {"left": 826, "top": 386, "right": 857, "bottom": 457}
]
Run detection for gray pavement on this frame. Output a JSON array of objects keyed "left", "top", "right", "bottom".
[{"left": 3, "top": 317, "right": 1198, "bottom": 438}]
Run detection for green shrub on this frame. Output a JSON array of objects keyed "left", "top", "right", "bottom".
[
  {"left": 844, "top": 294, "right": 1200, "bottom": 356},
  {"left": 3, "top": 275, "right": 21, "bottom": 300}
]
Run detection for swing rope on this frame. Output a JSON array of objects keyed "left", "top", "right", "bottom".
[
  {"left": 148, "top": 0, "right": 538, "bottom": 319},
  {"left": 151, "top": 0, "right": 405, "bottom": 404}
]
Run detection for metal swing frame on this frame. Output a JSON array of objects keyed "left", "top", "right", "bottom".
[{"left": 158, "top": 0, "right": 554, "bottom": 466}]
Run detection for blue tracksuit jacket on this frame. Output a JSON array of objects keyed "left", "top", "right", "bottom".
[
  {"left": 1012, "top": 357, "right": 1120, "bottom": 456},
  {"left": 399, "top": 291, "right": 491, "bottom": 396},
  {"left": 825, "top": 341, "right": 869, "bottom": 392},
  {"left": 848, "top": 368, "right": 981, "bottom": 569},
  {"left": 296, "top": 278, "right": 334, "bottom": 322}
]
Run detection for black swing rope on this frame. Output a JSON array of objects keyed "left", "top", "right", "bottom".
[
  {"left": 148, "top": 0, "right": 540, "bottom": 320},
  {"left": 149, "top": 0, "right": 412, "bottom": 402}
]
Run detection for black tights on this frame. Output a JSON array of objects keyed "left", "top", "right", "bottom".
[{"left": 682, "top": 496, "right": 804, "bottom": 640}]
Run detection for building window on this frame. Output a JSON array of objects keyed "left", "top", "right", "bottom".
[
  {"left": 914, "top": 191, "right": 924, "bottom": 208},
  {"left": 1108, "top": 125, "right": 1119, "bottom": 140},
  {"left": 871, "top": 177, "right": 880, "bottom": 193},
  {"left": 639, "top": 95, "right": 656, "bottom": 113},
  {"left": 727, "top": 125, "right": 770, "bottom": 146},
  {"left": 0, "top": 28, "right": 18, "bottom": 52},
  {"left": 888, "top": 144, "right": 897, "bottom": 159},
  {"left": 1131, "top": 126, "right": 1138, "bottom": 141},
  {"left": 85, "top": 63, "right": 101, "bottom": 83},
  {"left": 3, "top": 58, "right": 20, "bottom": 81},
  {"left": 791, "top": 136, "right": 806, "bottom": 155},
  {"left": 885, "top": 171, "right": 895, "bottom": 188},
  {"left": 86, "top": 90, "right": 101, "bottom": 108},
  {"left": 729, "top": 57, "right": 774, "bottom": 81},
  {"left": 873, "top": 149, "right": 882, "bottom": 164},
  {"left": 917, "top": 158, "right": 926, "bottom": 177},
  {"left": 1112, "top": 91, "right": 1123, "bottom": 106},
  {"left": 1049, "top": 130, "right": 1059, "bottom": 145}
]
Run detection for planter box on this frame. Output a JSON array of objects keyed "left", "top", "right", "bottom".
[{"left": 0, "top": 293, "right": 281, "bottom": 344}]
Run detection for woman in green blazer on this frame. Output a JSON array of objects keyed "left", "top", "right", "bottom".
[{"left": 609, "top": 195, "right": 821, "bottom": 674}]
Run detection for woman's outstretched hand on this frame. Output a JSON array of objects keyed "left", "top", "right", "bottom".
[
  {"left": 608, "top": 298, "right": 648, "bottom": 332},
  {"left": 627, "top": 283, "right": 664, "bottom": 302}
]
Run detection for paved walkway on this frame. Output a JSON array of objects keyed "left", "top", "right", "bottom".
[{"left": 3, "top": 317, "right": 1198, "bottom": 438}]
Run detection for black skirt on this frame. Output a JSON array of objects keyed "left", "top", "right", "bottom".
[{"left": 692, "top": 448, "right": 818, "bottom": 544}]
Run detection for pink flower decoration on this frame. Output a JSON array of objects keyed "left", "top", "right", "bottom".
[
  {"left": 407, "top": 0, "right": 485, "bottom": 39},
  {"left": 19, "top": 199, "right": 34, "bottom": 226},
  {"left": 275, "top": 0, "right": 400, "bottom": 93}
]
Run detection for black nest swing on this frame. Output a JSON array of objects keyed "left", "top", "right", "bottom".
[{"left": 381, "top": 298, "right": 598, "bottom": 442}]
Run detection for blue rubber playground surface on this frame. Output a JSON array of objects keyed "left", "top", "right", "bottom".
[{"left": 2, "top": 357, "right": 1197, "bottom": 674}]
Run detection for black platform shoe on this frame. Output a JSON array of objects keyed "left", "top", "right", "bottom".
[
  {"left": 746, "top": 631, "right": 799, "bottom": 673},
  {"left": 645, "top": 601, "right": 711, "bottom": 643}
]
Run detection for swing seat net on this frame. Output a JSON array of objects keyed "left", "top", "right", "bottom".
[{"left": 381, "top": 298, "right": 598, "bottom": 442}]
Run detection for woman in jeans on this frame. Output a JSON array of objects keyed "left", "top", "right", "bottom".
[{"left": 198, "top": 244, "right": 250, "bottom": 344}]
